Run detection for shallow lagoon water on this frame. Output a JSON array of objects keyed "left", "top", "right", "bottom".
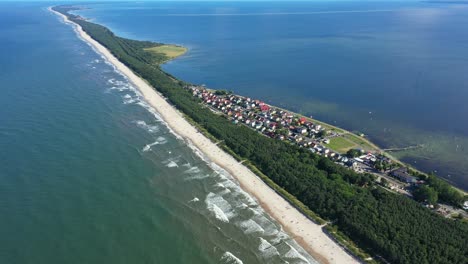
[{"left": 76, "top": 1, "right": 468, "bottom": 190}]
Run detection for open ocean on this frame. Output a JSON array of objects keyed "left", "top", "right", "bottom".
[
  {"left": 74, "top": 1, "right": 468, "bottom": 190},
  {"left": 0, "top": 2, "right": 316, "bottom": 263},
  {"left": 2, "top": 1, "right": 468, "bottom": 263}
]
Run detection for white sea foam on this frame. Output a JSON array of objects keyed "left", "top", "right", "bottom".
[
  {"left": 237, "top": 219, "right": 265, "bottom": 235},
  {"left": 166, "top": 161, "right": 179, "bottom": 168},
  {"left": 111, "top": 86, "right": 130, "bottom": 92},
  {"left": 134, "top": 100, "right": 184, "bottom": 140},
  {"left": 211, "top": 172, "right": 264, "bottom": 216},
  {"left": 205, "top": 192, "right": 235, "bottom": 223},
  {"left": 211, "top": 204, "right": 229, "bottom": 223},
  {"left": 206, "top": 193, "right": 232, "bottom": 212},
  {"left": 123, "top": 98, "right": 137, "bottom": 104},
  {"left": 218, "top": 188, "right": 232, "bottom": 196},
  {"left": 218, "top": 176, "right": 238, "bottom": 190},
  {"left": 142, "top": 142, "right": 157, "bottom": 152},
  {"left": 252, "top": 214, "right": 278, "bottom": 236},
  {"left": 142, "top": 137, "right": 167, "bottom": 152},
  {"left": 258, "top": 237, "right": 273, "bottom": 251},
  {"left": 220, "top": 252, "right": 243, "bottom": 264},
  {"left": 284, "top": 243, "right": 310, "bottom": 264},
  {"left": 162, "top": 156, "right": 180, "bottom": 164},
  {"left": 237, "top": 188, "right": 257, "bottom": 206},
  {"left": 236, "top": 203, "right": 249, "bottom": 210},
  {"left": 245, "top": 204, "right": 260, "bottom": 215},
  {"left": 107, "top": 77, "right": 133, "bottom": 92},
  {"left": 258, "top": 237, "right": 280, "bottom": 259},
  {"left": 156, "top": 136, "right": 167, "bottom": 143},
  {"left": 269, "top": 230, "right": 289, "bottom": 245},
  {"left": 135, "top": 120, "right": 160, "bottom": 134},
  {"left": 188, "top": 197, "right": 200, "bottom": 203},
  {"left": 214, "top": 181, "right": 231, "bottom": 195},
  {"left": 183, "top": 166, "right": 201, "bottom": 174},
  {"left": 184, "top": 173, "right": 211, "bottom": 181},
  {"left": 215, "top": 183, "right": 225, "bottom": 189}
]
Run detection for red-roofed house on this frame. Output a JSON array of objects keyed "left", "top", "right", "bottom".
[{"left": 260, "top": 105, "right": 270, "bottom": 112}]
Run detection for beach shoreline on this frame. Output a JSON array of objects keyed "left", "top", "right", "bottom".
[{"left": 49, "top": 6, "right": 358, "bottom": 264}]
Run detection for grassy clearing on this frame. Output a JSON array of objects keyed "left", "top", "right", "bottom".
[
  {"left": 272, "top": 107, "right": 380, "bottom": 153},
  {"left": 144, "top": 44, "right": 187, "bottom": 60},
  {"left": 343, "top": 133, "right": 378, "bottom": 152},
  {"left": 327, "top": 137, "right": 357, "bottom": 153}
]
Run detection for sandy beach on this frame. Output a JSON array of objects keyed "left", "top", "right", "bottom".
[{"left": 50, "top": 7, "right": 358, "bottom": 264}]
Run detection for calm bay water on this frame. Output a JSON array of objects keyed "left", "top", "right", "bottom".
[
  {"left": 0, "top": 3, "right": 315, "bottom": 263},
  {"left": 75, "top": 1, "right": 468, "bottom": 190}
]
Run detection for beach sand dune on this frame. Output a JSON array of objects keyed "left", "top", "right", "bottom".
[{"left": 50, "top": 7, "right": 358, "bottom": 264}]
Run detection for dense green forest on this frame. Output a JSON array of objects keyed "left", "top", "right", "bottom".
[
  {"left": 416, "top": 172, "right": 466, "bottom": 206},
  {"left": 54, "top": 6, "right": 468, "bottom": 264}
]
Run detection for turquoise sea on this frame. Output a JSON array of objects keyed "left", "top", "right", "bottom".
[
  {"left": 0, "top": 2, "right": 316, "bottom": 263},
  {"left": 74, "top": 1, "right": 468, "bottom": 190},
  {"left": 2, "top": 1, "right": 468, "bottom": 263}
]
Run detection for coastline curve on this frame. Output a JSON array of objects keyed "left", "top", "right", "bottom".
[{"left": 48, "top": 6, "right": 358, "bottom": 264}]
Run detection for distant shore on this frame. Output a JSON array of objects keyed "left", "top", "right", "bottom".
[{"left": 49, "top": 6, "right": 358, "bottom": 264}]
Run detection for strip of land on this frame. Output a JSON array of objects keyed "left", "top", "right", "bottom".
[
  {"left": 51, "top": 6, "right": 468, "bottom": 264},
  {"left": 49, "top": 7, "right": 358, "bottom": 264}
]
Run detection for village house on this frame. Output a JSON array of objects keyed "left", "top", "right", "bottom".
[
  {"left": 390, "top": 167, "right": 418, "bottom": 184},
  {"left": 186, "top": 84, "right": 349, "bottom": 172}
]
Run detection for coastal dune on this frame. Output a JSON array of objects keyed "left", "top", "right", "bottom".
[{"left": 50, "top": 7, "right": 357, "bottom": 264}]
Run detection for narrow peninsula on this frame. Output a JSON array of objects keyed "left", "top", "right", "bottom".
[{"left": 51, "top": 5, "right": 468, "bottom": 264}]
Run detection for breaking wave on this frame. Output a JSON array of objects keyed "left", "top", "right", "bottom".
[
  {"left": 220, "top": 252, "right": 243, "bottom": 264},
  {"left": 210, "top": 204, "right": 229, "bottom": 223},
  {"left": 205, "top": 192, "right": 236, "bottom": 223},
  {"left": 142, "top": 136, "right": 167, "bottom": 152},
  {"left": 162, "top": 156, "right": 180, "bottom": 168},
  {"left": 122, "top": 93, "right": 136, "bottom": 103},
  {"left": 237, "top": 219, "right": 264, "bottom": 235},
  {"left": 284, "top": 243, "right": 311, "bottom": 264},
  {"left": 166, "top": 161, "right": 179, "bottom": 168},
  {"left": 258, "top": 237, "right": 280, "bottom": 259},
  {"left": 135, "top": 120, "right": 160, "bottom": 134},
  {"left": 188, "top": 197, "right": 200, "bottom": 203},
  {"left": 184, "top": 173, "right": 211, "bottom": 181},
  {"left": 183, "top": 166, "right": 201, "bottom": 174}
]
